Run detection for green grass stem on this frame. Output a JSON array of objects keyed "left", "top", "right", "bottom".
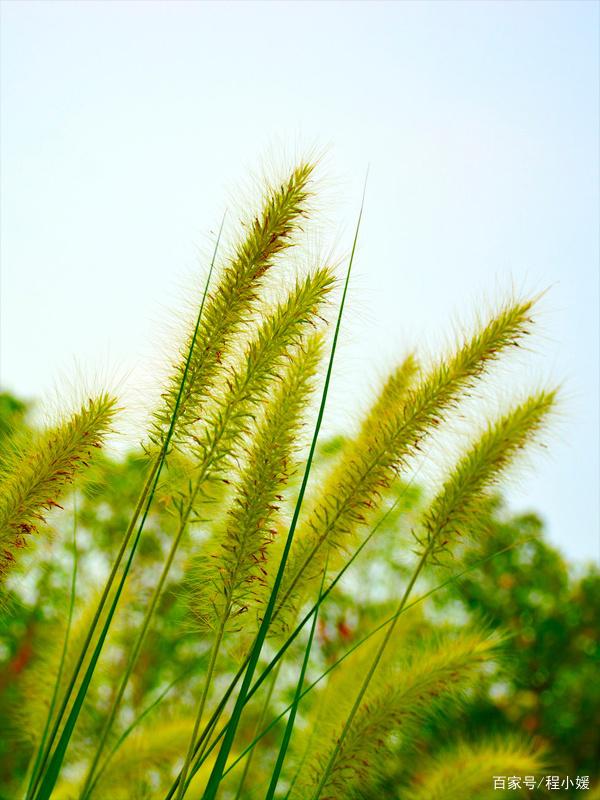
[
  {"left": 24, "top": 499, "right": 78, "bottom": 800},
  {"left": 233, "top": 661, "right": 283, "bottom": 800},
  {"left": 176, "top": 622, "right": 226, "bottom": 800},
  {"left": 264, "top": 555, "right": 329, "bottom": 800},
  {"left": 27, "top": 457, "right": 159, "bottom": 800}
]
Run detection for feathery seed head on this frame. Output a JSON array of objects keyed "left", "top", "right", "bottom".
[
  {"left": 359, "top": 354, "right": 420, "bottom": 440},
  {"left": 0, "top": 394, "right": 117, "bottom": 585},
  {"left": 187, "top": 334, "right": 325, "bottom": 635},
  {"left": 272, "top": 354, "right": 420, "bottom": 629},
  {"left": 418, "top": 389, "right": 557, "bottom": 559},
  {"left": 294, "top": 629, "right": 499, "bottom": 799},
  {"left": 182, "top": 266, "right": 334, "bottom": 475},
  {"left": 153, "top": 162, "right": 316, "bottom": 447}
]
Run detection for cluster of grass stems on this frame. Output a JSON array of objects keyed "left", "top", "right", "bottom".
[{"left": 1, "top": 160, "right": 558, "bottom": 799}]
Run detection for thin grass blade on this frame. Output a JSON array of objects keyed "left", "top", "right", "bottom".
[
  {"left": 24, "top": 499, "right": 78, "bottom": 800},
  {"left": 264, "top": 556, "right": 329, "bottom": 800}
]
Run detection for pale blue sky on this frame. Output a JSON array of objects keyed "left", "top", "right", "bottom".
[{"left": 1, "top": 0, "right": 598, "bottom": 562}]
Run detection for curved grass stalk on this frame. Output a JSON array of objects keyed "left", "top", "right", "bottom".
[
  {"left": 176, "top": 623, "right": 226, "bottom": 800},
  {"left": 264, "top": 554, "right": 329, "bottom": 800},
  {"left": 32, "top": 219, "right": 225, "bottom": 800},
  {"left": 35, "top": 455, "right": 176, "bottom": 800},
  {"left": 28, "top": 457, "right": 158, "bottom": 800},
  {"left": 232, "top": 660, "right": 283, "bottom": 800},
  {"left": 1, "top": 395, "right": 116, "bottom": 589},
  {"left": 311, "top": 390, "right": 556, "bottom": 799},
  {"left": 24, "top": 499, "right": 78, "bottom": 800},
  {"left": 200, "top": 179, "right": 367, "bottom": 800}
]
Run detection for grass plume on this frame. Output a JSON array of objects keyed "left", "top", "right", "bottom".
[
  {"left": 189, "top": 333, "right": 325, "bottom": 635},
  {"left": 153, "top": 163, "right": 315, "bottom": 446},
  {"left": 293, "top": 629, "right": 498, "bottom": 799},
  {"left": 418, "top": 389, "right": 557, "bottom": 560},
  {"left": 0, "top": 394, "right": 116, "bottom": 587},
  {"left": 0, "top": 159, "right": 567, "bottom": 800},
  {"left": 178, "top": 266, "right": 335, "bottom": 503},
  {"left": 311, "top": 385, "right": 556, "bottom": 799}
]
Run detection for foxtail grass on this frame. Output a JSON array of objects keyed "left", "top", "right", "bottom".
[
  {"left": 8, "top": 159, "right": 562, "bottom": 800},
  {"left": 311, "top": 389, "right": 556, "bottom": 799},
  {"left": 173, "top": 538, "right": 527, "bottom": 799},
  {"left": 30, "top": 212, "right": 225, "bottom": 800},
  {"left": 152, "top": 163, "right": 315, "bottom": 447},
  {"left": 189, "top": 333, "right": 325, "bottom": 634},
  {"left": 298, "top": 629, "right": 499, "bottom": 799},
  {"left": 40, "top": 163, "right": 319, "bottom": 799},
  {"left": 176, "top": 335, "right": 325, "bottom": 799},
  {"left": 417, "top": 389, "right": 557, "bottom": 560},
  {"left": 199, "top": 176, "right": 368, "bottom": 800},
  {"left": 0, "top": 394, "right": 115, "bottom": 588},
  {"left": 79, "top": 267, "right": 334, "bottom": 800}
]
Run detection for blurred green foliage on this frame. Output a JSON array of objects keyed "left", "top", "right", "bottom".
[
  {"left": 0, "top": 394, "right": 597, "bottom": 797},
  {"left": 449, "top": 506, "right": 600, "bottom": 777}
]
